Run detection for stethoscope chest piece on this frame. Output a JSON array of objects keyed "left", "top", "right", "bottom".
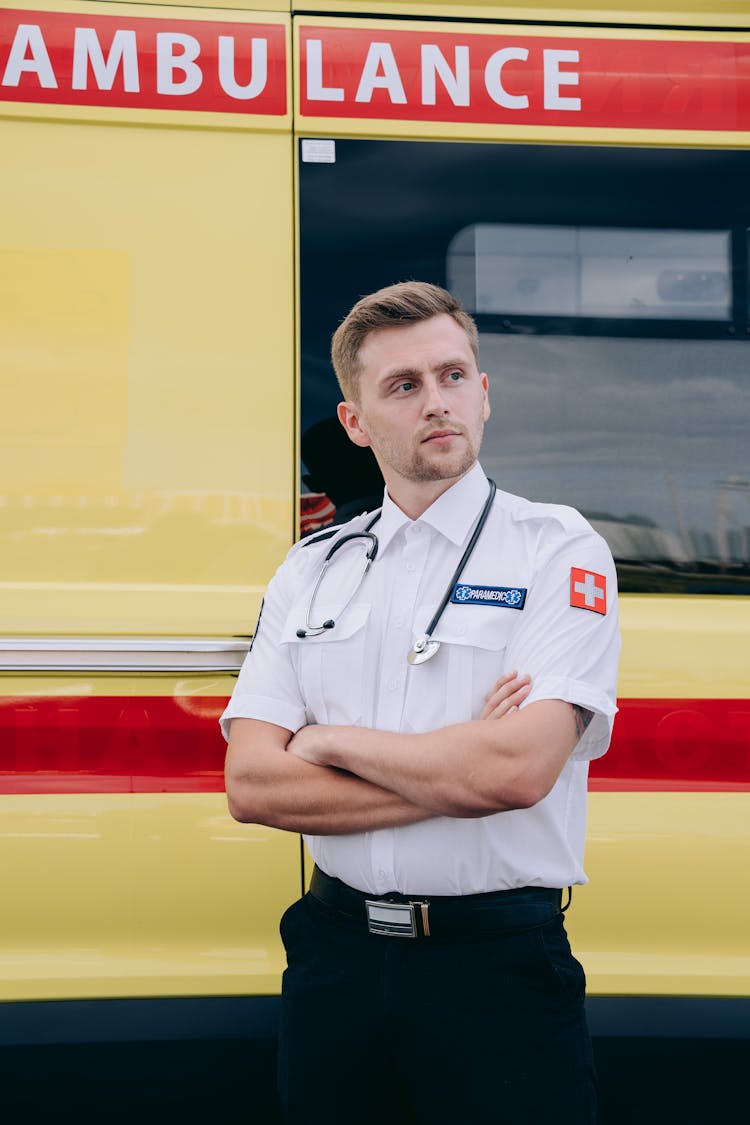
[
  {"left": 407, "top": 635, "right": 441, "bottom": 666},
  {"left": 405, "top": 477, "right": 496, "bottom": 668}
]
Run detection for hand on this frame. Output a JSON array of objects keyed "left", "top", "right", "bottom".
[
  {"left": 286, "top": 723, "right": 336, "bottom": 767},
  {"left": 479, "top": 671, "right": 531, "bottom": 720}
]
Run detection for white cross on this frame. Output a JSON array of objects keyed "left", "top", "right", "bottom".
[{"left": 574, "top": 572, "right": 604, "bottom": 607}]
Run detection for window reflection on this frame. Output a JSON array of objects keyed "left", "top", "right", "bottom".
[
  {"left": 480, "top": 334, "right": 750, "bottom": 591},
  {"left": 449, "top": 224, "right": 731, "bottom": 321}
]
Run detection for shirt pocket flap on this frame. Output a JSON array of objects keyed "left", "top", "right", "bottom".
[
  {"left": 280, "top": 603, "right": 371, "bottom": 645},
  {"left": 427, "top": 603, "right": 518, "bottom": 653}
]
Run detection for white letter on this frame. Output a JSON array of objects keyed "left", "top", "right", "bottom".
[
  {"left": 484, "top": 47, "right": 529, "bottom": 110},
  {"left": 2, "top": 24, "right": 57, "bottom": 88},
  {"left": 305, "top": 38, "right": 344, "bottom": 102},
  {"left": 543, "top": 49, "right": 581, "bottom": 111},
  {"left": 421, "top": 44, "right": 469, "bottom": 107},
  {"left": 218, "top": 36, "right": 267, "bottom": 100},
  {"left": 72, "top": 28, "right": 139, "bottom": 92},
  {"left": 156, "top": 33, "right": 201, "bottom": 96},
  {"left": 355, "top": 42, "right": 406, "bottom": 105}
]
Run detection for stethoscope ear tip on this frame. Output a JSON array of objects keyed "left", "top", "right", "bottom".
[{"left": 296, "top": 619, "right": 336, "bottom": 639}]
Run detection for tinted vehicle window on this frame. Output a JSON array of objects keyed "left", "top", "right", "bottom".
[{"left": 300, "top": 139, "right": 750, "bottom": 592}]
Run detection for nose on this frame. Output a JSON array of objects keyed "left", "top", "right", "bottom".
[{"left": 422, "top": 377, "right": 450, "bottom": 417}]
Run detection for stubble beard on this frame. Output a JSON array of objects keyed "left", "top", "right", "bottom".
[
  {"left": 378, "top": 426, "right": 482, "bottom": 485},
  {"left": 406, "top": 443, "right": 478, "bottom": 483}
]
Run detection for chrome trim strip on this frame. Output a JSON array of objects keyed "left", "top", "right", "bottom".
[{"left": 0, "top": 638, "right": 250, "bottom": 673}]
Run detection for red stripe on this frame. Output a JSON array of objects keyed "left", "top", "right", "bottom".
[
  {"left": 589, "top": 698, "right": 750, "bottom": 792},
  {"left": 0, "top": 696, "right": 748, "bottom": 795},
  {"left": 0, "top": 695, "right": 227, "bottom": 794}
]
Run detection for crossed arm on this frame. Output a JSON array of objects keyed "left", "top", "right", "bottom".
[{"left": 225, "top": 674, "right": 592, "bottom": 833}]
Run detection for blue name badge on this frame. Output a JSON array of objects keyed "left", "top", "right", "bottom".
[{"left": 450, "top": 583, "right": 527, "bottom": 610}]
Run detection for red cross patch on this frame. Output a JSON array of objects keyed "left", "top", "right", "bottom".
[{"left": 570, "top": 568, "right": 607, "bottom": 614}]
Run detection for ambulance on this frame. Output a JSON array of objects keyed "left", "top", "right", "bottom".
[{"left": 1, "top": 0, "right": 748, "bottom": 1062}]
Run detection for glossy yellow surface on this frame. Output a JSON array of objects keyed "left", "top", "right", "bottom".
[
  {"left": 63, "top": 0, "right": 750, "bottom": 25},
  {"left": 6, "top": 0, "right": 292, "bottom": 24},
  {"left": 1, "top": 4, "right": 294, "bottom": 637},
  {"left": 120, "top": 0, "right": 291, "bottom": 10},
  {"left": 569, "top": 793, "right": 750, "bottom": 995},
  {"left": 305, "top": 0, "right": 749, "bottom": 30},
  {"left": 618, "top": 596, "right": 750, "bottom": 699},
  {"left": 4, "top": 768, "right": 747, "bottom": 1002},
  {"left": 0, "top": 673, "right": 235, "bottom": 699},
  {"left": 0, "top": 792, "right": 300, "bottom": 1001}
]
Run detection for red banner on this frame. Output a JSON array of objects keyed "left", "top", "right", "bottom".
[
  {"left": 0, "top": 8, "right": 287, "bottom": 115},
  {"left": 4, "top": 13, "right": 746, "bottom": 130},
  {"left": 300, "top": 25, "right": 750, "bottom": 132}
]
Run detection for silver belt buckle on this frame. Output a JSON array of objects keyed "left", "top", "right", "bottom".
[{"left": 365, "top": 899, "right": 430, "bottom": 938}]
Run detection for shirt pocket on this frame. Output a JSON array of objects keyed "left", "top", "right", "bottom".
[
  {"left": 280, "top": 603, "right": 371, "bottom": 726},
  {"left": 420, "top": 603, "right": 519, "bottom": 724}
]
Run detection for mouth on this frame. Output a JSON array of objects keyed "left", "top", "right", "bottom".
[{"left": 421, "top": 429, "right": 462, "bottom": 445}]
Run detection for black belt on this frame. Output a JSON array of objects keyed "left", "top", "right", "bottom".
[{"left": 309, "top": 866, "right": 565, "bottom": 940}]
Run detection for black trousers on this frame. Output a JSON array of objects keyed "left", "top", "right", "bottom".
[{"left": 277, "top": 888, "right": 597, "bottom": 1124}]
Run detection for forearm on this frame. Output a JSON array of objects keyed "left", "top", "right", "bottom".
[
  {"left": 225, "top": 732, "right": 433, "bottom": 834},
  {"left": 295, "top": 703, "right": 577, "bottom": 818}
]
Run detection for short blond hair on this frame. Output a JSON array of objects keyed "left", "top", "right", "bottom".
[{"left": 331, "top": 281, "right": 479, "bottom": 402}]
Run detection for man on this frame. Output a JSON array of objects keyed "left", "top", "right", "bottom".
[{"left": 222, "top": 282, "right": 620, "bottom": 1124}]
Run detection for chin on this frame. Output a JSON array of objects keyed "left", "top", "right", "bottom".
[{"left": 412, "top": 452, "right": 476, "bottom": 483}]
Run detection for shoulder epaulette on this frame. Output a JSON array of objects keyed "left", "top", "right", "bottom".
[
  {"left": 300, "top": 526, "right": 340, "bottom": 547},
  {"left": 300, "top": 508, "right": 382, "bottom": 547}
]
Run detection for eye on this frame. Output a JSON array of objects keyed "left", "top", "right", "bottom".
[
  {"left": 446, "top": 370, "right": 463, "bottom": 382},
  {"left": 394, "top": 380, "right": 416, "bottom": 394}
]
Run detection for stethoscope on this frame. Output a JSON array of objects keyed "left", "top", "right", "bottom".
[{"left": 296, "top": 478, "right": 497, "bottom": 666}]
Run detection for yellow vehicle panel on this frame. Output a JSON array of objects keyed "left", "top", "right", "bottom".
[
  {"left": 1, "top": 2, "right": 293, "bottom": 636},
  {"left": 618, "top": 597, "right": 750, "bottom": 699},
  {"left": 0, "top": 793, "right": 298, "bottom": 1001},
  {"left": 574, "top": 792, "right": 750, "bottom": 997},
  {"left": 316, "top": 0, "right": 749, "bottom": 30},
  {"left": 0, "top": 670, "right": 302, "bottom": 1002}
]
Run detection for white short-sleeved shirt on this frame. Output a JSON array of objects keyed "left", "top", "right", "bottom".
[{"left": 221, "top": 461, "right": 620, "bottom": 896}]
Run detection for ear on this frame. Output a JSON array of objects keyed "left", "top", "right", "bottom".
[
  {"left": 337, "top": 400, "right": 372, "bottom": 448},
  {"left": 480, "top": 372, "right": 491, "bottom": 421}
]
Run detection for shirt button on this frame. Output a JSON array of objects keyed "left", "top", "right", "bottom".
[
  {"left": 394, "top": 617, "right": 404, "bottom": 628},
  {"left": 388, "top": 679, "right": 399, "bottom": 692},
  {"left": 456, "top": 624, "right": 466, "bottom": 636},
  {"left": 405, "top": 562, "right": 416, "bottom": 573}
]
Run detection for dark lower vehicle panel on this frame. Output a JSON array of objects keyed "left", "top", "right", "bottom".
[{"left": 1, "top": 996, "right": 747, "bottom": 1124}]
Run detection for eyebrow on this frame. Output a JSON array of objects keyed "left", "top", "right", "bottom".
[{"left": 380, "top": 358, "right": 470, "bottom": 384}]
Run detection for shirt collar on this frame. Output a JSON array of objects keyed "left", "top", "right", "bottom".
[{"left": 375, "top": 462, "right": 490, "bottom": 554}]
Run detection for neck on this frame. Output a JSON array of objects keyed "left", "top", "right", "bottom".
[{"left": 385, "top": 467, "right": 474, "bottom": 521}]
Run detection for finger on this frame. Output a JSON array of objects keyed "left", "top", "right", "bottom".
[
  {"left": 482, "top": 671, "right": 529, "bottom": 704},
  {"left": 483, "top": 671, "right": 518, "bottom": 700},
  {"left": 485, "top": 684, "right": 531, "bottom": 720},
  {"left": 480, "top": 679, "right": 531, "bottom": 720},
  {"left": 480, "top": 674, "right": 529, "bottom": 719}
]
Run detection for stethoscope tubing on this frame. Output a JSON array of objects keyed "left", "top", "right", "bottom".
[
  {"left": 296, "top": 523, "right": 380, "bottom": 637},
  {"left": 297, "top": 478, "right": 496, "bottom": 659},
  {"left": 419, "top": 478, "right": 496, "bottom": 643}
]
